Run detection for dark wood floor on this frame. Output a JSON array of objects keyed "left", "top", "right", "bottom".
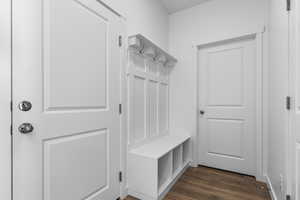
[{"left": 125, "top": 166, "right": 271, "bottom": 200}]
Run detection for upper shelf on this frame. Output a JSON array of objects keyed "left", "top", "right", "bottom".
[{"left": 128, "top": 34, "right": 178, "bottom": 67}]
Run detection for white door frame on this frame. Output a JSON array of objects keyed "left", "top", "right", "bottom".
[
  {"left": 0, "top": 0, "right": 12, "bottom": 199},
  {"left": 195, "top": 29, "right": 267, "bottom": 181},
  {"left": 289, "top": 0, "right": 299, "bottom": 198},
  {"left": 119, "top": 17, "right": 128, "bottom": 199},
  {"left": 114, "top": 14, "right": 127, "bottom": 200}
]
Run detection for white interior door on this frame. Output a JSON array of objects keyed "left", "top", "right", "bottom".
[
  {"left": 12, "top": 0, "right": 122, "bottom": 199},
  {"left": 198, "top": 36, "right": 257, "bottom": 176}
]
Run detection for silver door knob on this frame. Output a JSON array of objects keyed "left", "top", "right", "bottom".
[
  {"left": 18, "top": 123, "right": 34, "bottom": 134},
  {"left": 18, "top": 101, "right": 32, "bottom": 112}
]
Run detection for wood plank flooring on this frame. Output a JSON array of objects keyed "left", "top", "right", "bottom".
[{"left": 125, "top": 166, "right": 271, "bottom": 200}]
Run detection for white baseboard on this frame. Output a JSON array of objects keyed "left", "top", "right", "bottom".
[
  {"left": 127, "top": 189, "right": 156, "bottom": 200},
  {"left": 121, "top": 187, "right": 128, "bottom": 199},
  {"left": 265, "top": 175, "right": 278, "bottom": 200},
  {"left": 256, "top": 175, "right": 266, "bottom": 183}
]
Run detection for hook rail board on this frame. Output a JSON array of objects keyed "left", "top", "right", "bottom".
[{"left": 128, "top": 34, "right": 178, "bottom": 68}]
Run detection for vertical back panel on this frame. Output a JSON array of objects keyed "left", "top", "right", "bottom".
[{"left": 127, "top": 50, "right": 170, "bottom": 148}]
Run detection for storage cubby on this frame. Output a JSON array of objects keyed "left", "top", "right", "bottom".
[
  {"left": 128, "top": 134, "right": 191, "bottom": 200},
  {"left": 183, "top": 140, "right": 191, "bottom": 165},
  {"left": 158, "top": 152, "right": 172, "bottom": 189},
  {"left": 172, "top": 145, "right": 182, "bottom": 175}
]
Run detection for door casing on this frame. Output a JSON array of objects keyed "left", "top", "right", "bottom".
[
  {"left": 289, "top": 0, "right": 299, "bottom": 198},
  {"left": 195, "top": 30, "right": 266, "bottom": 181},
  {"left": 0, "top": 0, "right": 12, "bottom": 199}
]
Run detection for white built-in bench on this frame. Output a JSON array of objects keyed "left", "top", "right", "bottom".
[
  {"left": 127, "top": 34, "right": 186, "bottom": 200},
  {"left": 128, "top": 134, "right": 191, "bottom": 200}
]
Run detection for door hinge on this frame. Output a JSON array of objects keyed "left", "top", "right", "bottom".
[
  {"left": 119, "top": 171, "right": 122, "bottom": 182},
  {"left": 286, "top": 96, "right": 291, "bottom": 110},
  {"left": 10, "top": 101, "right": 13, "bottom": 111},
  {"left": 118, "top": 35, "right": 122, "bottom": 47},
  {"left": 10, "top": 124, "right": 13, "bottom": 135},
  {"left": 119, "top": 104, "right": 122, "bottom": 115},
  {"left": 287, "top": 0, "right": 291, "bottom": 11}
]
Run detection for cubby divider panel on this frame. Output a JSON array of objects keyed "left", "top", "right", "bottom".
[
  {"left": 183, "top": 140, "right": 191, "bottom": 165},
  {"left": 172, "top": 145, "right": 182, "bottom": 175},
  {"left": 158, "top": 152, "right": 172, "bottom": 190}
]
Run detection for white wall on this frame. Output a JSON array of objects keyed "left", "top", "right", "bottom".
[
  {"left": 0, "top": 0, "right": 11, "bottom": 199},
  {"left": 102, "top": 0, "right": 169, "bottom": 50},
  {"left": 168, "top": 0, "right": 268, "bottom": 166}
]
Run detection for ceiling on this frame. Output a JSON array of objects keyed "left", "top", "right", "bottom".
[{"left": 161, "top": 0, "right": 209, "bottom": 14}]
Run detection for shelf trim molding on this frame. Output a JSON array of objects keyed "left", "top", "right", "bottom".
[{"left": 128, "top": 34, "right": 178, "bottom": 67}]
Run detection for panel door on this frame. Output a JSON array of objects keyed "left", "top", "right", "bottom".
[
  {"left": 198, "top": 37, "right": 257, "bottom": 176},
  {"left": 12, "top": 0, "right": 122, "bottom": 199}
]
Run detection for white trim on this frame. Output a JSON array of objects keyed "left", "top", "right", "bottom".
[
  {"left": 255, "top": 32, "right": 264, "bottom": 181},
  {"left": 192, "top": 44, "right": 199, "bottom": 168},
  {"left": 287, "top": 5, "right": 294, "bottom": 197},
  {"left": 192, "top": 26, "right": 266, "bottom": 48},
  {"left": 296, "top": 143, "right": 300, "bottom": 200},
  {"left": 288, "top": 0, "right": 299, "bottom": 198},
  {"left": 127, "top": 189, "right": 155, "bottom": 200},
  {"left": 95, "top": 0, "right": 123, "bottom": 17},
  {"left": 119, "top": 17, "right": 128, "bottom": 199},
  {"left": 262, "top": 27, "right": 269, "bottom": 182},
  {"left": 195, "top": 31, "right": 266, "bottom": 180},
  {"left": 265, "top": 175, "right": 278, "bottom": 200},
  {"left": 0, "top": 0, "right": 11, "bottom": 199}
]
